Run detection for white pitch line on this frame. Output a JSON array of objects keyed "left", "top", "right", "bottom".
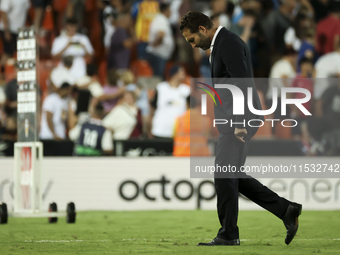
[
  {"left": 24, "top": 238, "right": 340, "bottom": 243},
  {"left": 25, "top": 240, "right": 85, "bottom": 243}
]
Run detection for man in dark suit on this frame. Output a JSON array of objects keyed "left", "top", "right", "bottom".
[{"left": 180, "top": 11, "right": 302, "bottom": 246}]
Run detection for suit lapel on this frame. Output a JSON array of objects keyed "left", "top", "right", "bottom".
[
  {"left": 210, "top": 27, "right": 226, "bottom": 78},
  {"left": 210, "top": 46, "right": 216, "bottom": 77}
]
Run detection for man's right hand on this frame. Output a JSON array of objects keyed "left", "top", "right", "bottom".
[{"left": 234, "top": 128, "right": 247, "bottom": 143}]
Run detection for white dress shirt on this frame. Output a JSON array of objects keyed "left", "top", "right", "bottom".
[{"left": 209, "top": 25, "right": 223, "bottom": 63}]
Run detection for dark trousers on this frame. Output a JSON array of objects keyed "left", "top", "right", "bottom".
[
  {"left": 147, "top": 52, "right": 167, "bottom": 79},
  {"left": 214, "top": 131, "right": 291, "bottom": 240}
]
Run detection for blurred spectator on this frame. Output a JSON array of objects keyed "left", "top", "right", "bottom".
[
  {"left": 65, "top": 0, "right": 87, "bottom": 28},
  {"left": 169, "top": 0, "right": 184, "bottom": 30},
  {"left": 51, "top": 18, "right": 94, "bottom": 81},
  {"left": 300, "top": 78, "right": 340, "bottom": 154},
  {"left": 266, "top": 49, "right": 297, "bottom": 118},
  {"left": 290, "top": 57, "right": 314, "bottom": 119},
  {"left": 39, "top": 82, "right": 72, "bottom": 140},
  {"left": 50, "top": 56, "right": 76, "bottom": 91},
  {"left": 123, "top": 70, "right": 149, "bottom": 118},
  {"left": 0, "top": 115, "right": 17, "bottom": 141},
  {"left": 98, "top": 69, "right": 125, "bottom": 113},
  {"left": 107, "top": 12, "right": 136, "bottom": 70},
  {"left": 4, "top": 75, "right": 18, "bottom": 117},
  {"left": 203, "top": 0, "right": 230, "bottom": 29},
  {"left": 69, "top": 103, "right": 113, "bottom": 156},
  {"left": 103, "top": 2, "right": 118, "bottom": 51},
  {"left": 132, "top": 0, "right": 160, "bottom": 59},
  {"left": 149, "top": 66, "right": 190, "bottom": 139},
  {"left": 297, "top": 28, "right": 318, "bottom": 71},
  {"left": 173, "top": 96, "right": 210, "bottom": 157},
  {"left": 230, "top": 9, "right": 256, "bottom": 45},
  {"left": 314, "top": 41, "right": 340, "bottom": 100},
  {"left": 33, "top": 0, "right": 51, "bottom": 31},
  {"left": 101, "top": 0, "right": 131, "bottom": 48},
  {"left": 318, "top": 80, "right": 340, "bottom": 128},
  {"left": 316, "top": 0, "right": 340, "bottom": 55},
  {"left": 76, "top": 64, "right": 104, "bottom": 98},
  {"left": 103, "top": 90, "right": 143, "bottom": 139},
  {"left": 261, "top": 0, "right": 296, "bottom": 56},
  {"left": 147, "top": 3, "right": 175, "bottom": 78},
  {"left": 0, "top": 0, "right": 30, "bottom": 77},
  {"left": 290, "top": 57, "right": 314, "bottom": 146},
  {"left": 284, "top": 12, "right": 314, "bottom": 52},
  {"left": 194, "top": 47, "right": 211, "bottom": 79},
  {"left": 310, "top": 0, "right": 329, "bottom": 23}
]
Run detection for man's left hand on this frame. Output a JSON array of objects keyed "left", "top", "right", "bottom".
[{"left": 234, "top": 128, "right": 247, "bottom": 143}]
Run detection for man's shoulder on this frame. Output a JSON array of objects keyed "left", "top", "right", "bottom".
[{"left": 216, "top": 28, "right": 245, "bottom": 51}]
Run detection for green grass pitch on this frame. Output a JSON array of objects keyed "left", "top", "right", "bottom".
[{"left": 0, "top": 210, "right": 339, "bottom": 254}]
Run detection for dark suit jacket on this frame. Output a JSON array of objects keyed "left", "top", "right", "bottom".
[{"left": 210, "top": 27, "right": 264, "bottom": 136}]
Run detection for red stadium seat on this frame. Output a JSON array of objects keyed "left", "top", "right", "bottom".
[
  {"left": 52, "top": 0, "right": 69, "bottom": 12},
  {"left": 164, "top": 61, "right": 174, "bottom": 80},
  {"left": 253, "top": 90, "right": 273, "bottom": 139},
  {"left": 4, "top": 59, "right": 16, "bottom": 83},
  {"left": 130, "top": 60, "right": 153, "bottom": 77},
  {"left": 37, "top": 60, "right": 58, "bottom": 96},
  {"left": 98, "top": 61, "right": 107, "bottom": 85},
  {"left": 274, "top": 121, "right": 292, "bottom": 139},
  {"left": 42, "top": 6, "right": 54, "bottom": 31}
]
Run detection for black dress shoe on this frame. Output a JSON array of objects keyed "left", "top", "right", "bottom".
[
  {"left": 197, "top": 237, "right": 240, "bottom": 246},
  {"left": 283, "top": 202, "right": 302, "bottom": 245}
]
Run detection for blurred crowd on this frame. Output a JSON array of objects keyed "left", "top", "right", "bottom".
[{"left": 0, "top": 0, "right": 340, "bottom": 156}]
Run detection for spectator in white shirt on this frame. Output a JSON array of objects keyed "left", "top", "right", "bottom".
[
  {"left": 40, "top": 82, "right": 72, "bottom": 140},
  {"left": 50, "top": 55, "right": 76, "bottom": 91},
  {"left": 0, "top": 0, "right": 30, "bottom": 75},
  {"left": 266, "top": 49, "right": 297, "bottom": 119},
  {"left": 51, "top": 18, "right": 94, "bottom": 81},
  {"left": 146, "top": 3, "right": 175, "bottom": 78},
  {"left": 103, "top": 90, "right": 142, "bottom": 140},
  {"left": 75, "top": 64, "right": 104, "bottom": 98},
  {"left": 314, "top": 42, "right": 340, "bottom": 100},
  {"left": 149, "top": 66, "right": 190, "bottom": 139}
]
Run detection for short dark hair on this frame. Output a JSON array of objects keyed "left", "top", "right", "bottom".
[
  {"left": 282, "top": 47, "right": 297, "bottom": 56},
  {"left": 299, "top": 57, "right": 313, "bottom": 67},
  {"left": 160, "top": 3, "right": 170, "bottom": 13},
  {"left": 66, "top": 17, "right": 78, "bottom": 25},
  {"left": 179, "top": 11, "right": 214, "bottom": 34},
  {"left": 94, "top": 103, "right": 105, "bottom": 118},
  {"left": 60, "top": 82, "right": 71, "bottom": 89}
]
